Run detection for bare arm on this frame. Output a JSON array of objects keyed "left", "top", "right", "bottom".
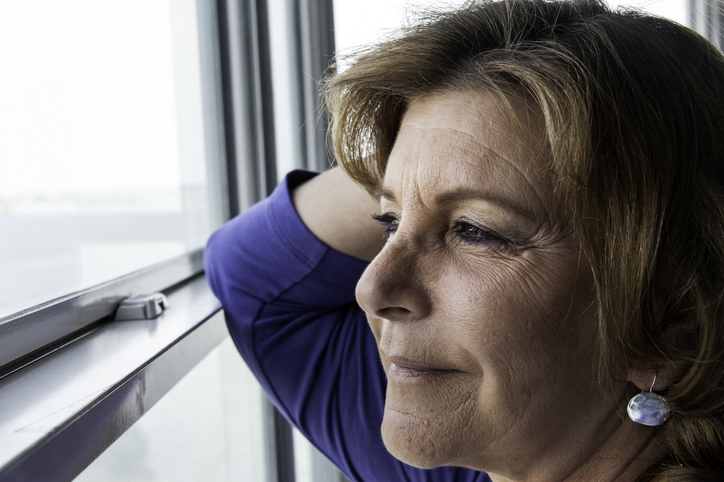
[{"left": 291, "top": 167, "right": 385, "bottom": 262}]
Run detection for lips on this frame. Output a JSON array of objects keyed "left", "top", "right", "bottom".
[{"left": 386, "top": 355, "right": 459, "bottom": 381}]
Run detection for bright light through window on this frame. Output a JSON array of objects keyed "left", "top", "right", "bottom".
[
  {"left": 333, "top": 0, "right": 689, "bottom": 70},
  {"left": 0, "top": 0, "right": 221, "bottom": 319}
]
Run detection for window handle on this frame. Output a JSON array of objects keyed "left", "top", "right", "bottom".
[{"left": 114, "top": 293, "right": 167, "bottom": 321}]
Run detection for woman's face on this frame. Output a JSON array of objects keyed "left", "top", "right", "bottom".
[{"left": 356, "top": 91, "right": 627, "bottom": 479}]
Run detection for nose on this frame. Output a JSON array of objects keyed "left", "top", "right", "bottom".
[{"left": 355, "top": 234, "right": 432, "bottom": 322}]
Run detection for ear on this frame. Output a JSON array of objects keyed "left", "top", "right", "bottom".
[{"left": 627, "top": 317, "right": 697, "bottom": 391}]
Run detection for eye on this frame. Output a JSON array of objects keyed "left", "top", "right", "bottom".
[
  {"left": 371, "top": 213, "right": 399, "bottom": 238},
  {"left": 452, "top": 221, "right": 513, "bottom": 246}
]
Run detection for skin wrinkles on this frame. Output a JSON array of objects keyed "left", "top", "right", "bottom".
[
  {"left": 395, "top": 101, "right": 561, "bottom": 231},
  {"left": 356, "top": 90, "right": 664, "bottom": 481},
  {"left": 377, "top": 186, "right": 538, "bottom": 227},
  {"left": 375, "top": 128, "right": 572, "bottom": 252}
]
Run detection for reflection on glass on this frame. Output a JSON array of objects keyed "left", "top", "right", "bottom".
[
  {"left": 75, "top": 337, "right": 266, "bottom": 482},
  {"left": 0, "top": 0, "right": 223, "bottom": 318}
]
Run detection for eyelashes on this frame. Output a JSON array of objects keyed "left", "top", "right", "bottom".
[
  {"left": 371, "top": 213, "right": 514, "bottom": 247},
  {"left": 371, "top": 213, "right": 399, "bottom": 237},
  {"left": 451, "top": 221, "right": 512, "bottom": 246}
]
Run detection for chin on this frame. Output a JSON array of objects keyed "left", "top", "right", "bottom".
[{"left": 380, "top": 409, "right": 458, "bottom": 470}]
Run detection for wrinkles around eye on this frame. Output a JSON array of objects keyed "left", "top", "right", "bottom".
[{"left": 371, "top": 212, "right": 525, "bottom": 253}]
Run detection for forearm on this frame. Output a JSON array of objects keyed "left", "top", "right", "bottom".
[{"left": 291, "top": 167, "right": 385, "bottom": 262}]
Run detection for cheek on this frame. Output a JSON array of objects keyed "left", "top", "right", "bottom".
[
  {"left": 441, "top": 251, "right": 596, "bottom": 373},
  {"left": 368, "top": 316, "right": 382, "bottom": 341}
]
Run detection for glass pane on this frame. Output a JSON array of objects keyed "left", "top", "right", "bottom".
[
  {"left": 333, "top": 0, "right": 689, "bottom": 72},
  {"left": 0, "top": 0, "right": 225, "bottom": 319},
  {"left": 75, "top": 336, "right": 266, "bottom": 482},
  {"left": 332, "top": 0, "right": 467, "bottom": 71}
]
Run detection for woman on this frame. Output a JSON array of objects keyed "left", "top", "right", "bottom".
[{"left": 206, "top": 0, "right": 724, "bottom": 480}]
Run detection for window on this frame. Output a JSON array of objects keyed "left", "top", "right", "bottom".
[
  {"left": 0, "top": 0, "right": 240, "bottom": 479},
  {"left": 74, "top": 337, "right": 266, "bottom": 482},
  {"left": 0, "top": 0, "right": 227, "bottom": 320},
  {"left": 0, "top": 0, "right": 342, "bottom": 479}
]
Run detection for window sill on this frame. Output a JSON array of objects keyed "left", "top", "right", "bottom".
[{"left": 0, "top": 274, "right": 224, "bottom": 482}]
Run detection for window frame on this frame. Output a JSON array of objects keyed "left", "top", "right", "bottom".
[
  {"left": 0, "top": 276, "right": 226, "bottom": 481},
  {"left": 0, "top": 0, "right": 228, "bottom": 377},
  {"left": 0, "top": 250, "right": 203, "bottom": 378},
  {"left": 0, "top": 0, "right": 232, "bottom": 479},
  {"left": 0, "top": 0, "right": 343, "bottom": 480}
]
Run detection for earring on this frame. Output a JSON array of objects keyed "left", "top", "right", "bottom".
[{"left": 627, "top": 376, "right": 671, "bottom": 426}]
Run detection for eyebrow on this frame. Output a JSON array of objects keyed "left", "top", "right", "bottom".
[
  {"left": 375, "top": 187, "right": 536, "bottom": 222},
  {"left": 374, "top": 187, "right": 394, "bottom": 201}
]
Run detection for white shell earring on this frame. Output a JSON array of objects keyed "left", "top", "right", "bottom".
[{"left": 627, "top": 375, "right": 671, "bottom": 426}]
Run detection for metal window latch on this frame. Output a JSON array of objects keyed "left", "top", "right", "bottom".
[{"left": 114, "top": 293, "right": 168, "bottom": 321}]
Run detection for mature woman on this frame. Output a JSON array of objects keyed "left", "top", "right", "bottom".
[{"left": 206, "top": 0, "right": 724, "bottom": 480}]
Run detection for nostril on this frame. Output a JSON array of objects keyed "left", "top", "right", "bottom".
[{"left": 376, "top": 306, "right": 414, "bottom": 321}]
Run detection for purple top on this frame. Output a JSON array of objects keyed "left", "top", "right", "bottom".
[{"left": 205, "top": 170, "right": 492, "bottom": 482}]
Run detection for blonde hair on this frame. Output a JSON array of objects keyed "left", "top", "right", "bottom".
[{"left": 323, "top": 0, "right": 724, "bottom": 478}]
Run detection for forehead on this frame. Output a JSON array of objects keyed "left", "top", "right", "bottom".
[{"left": 381, "top": 90, "right": 558, "bottom": 214}]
